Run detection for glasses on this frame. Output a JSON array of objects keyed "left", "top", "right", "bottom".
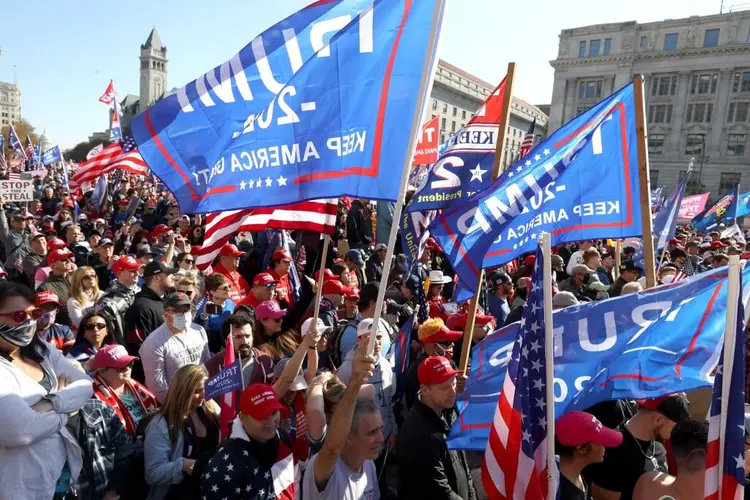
[
  {"left": 0, "top": 308, "right": 43, "bottom": 323},
  {"left": 436, "top": 341, "right": 454, "bottom": 348},
  {"left": 265, "top": 284, "right": 277, "bottom": 289},
  {"left": 217, "top": 285, "right": 230, "bottom": 291},
  {"left": 182, "top": 259, "right": 195, "bottom": 264},
  {"left": 114, "top": 362, "right": 134, "bottom": 373},
  {"left": 85, "top": 322, "right": 107, "bottom": 331},
  {"left": 178, "top": 289, "right": 196, "bottom": 296},
  {"left": 83, "top": 275, "right": 96, "bottom": 280}
]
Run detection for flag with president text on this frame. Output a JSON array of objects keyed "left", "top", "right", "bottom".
[
  {"left": 430, "top": 82, "right": 642, "bottom": 301},
  {"left": 132, "top": 0, "right": 447, "bottom": 214}
]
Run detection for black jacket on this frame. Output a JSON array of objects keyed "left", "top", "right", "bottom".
[
  {"left": 397, "top": 400, "right": 476, "bottom": 500},
  {"left": 124, "top": 286, "right": 165, "bottom": 354},
  {"left": 38, "top": 274, "right": 73, "bottom": 326},
  {"left": 365, "top": 255, "right": 384, "bottom": 283},
  {"left": 87, "top": 254, "right": 112, "bottom": 291},
  {"left": 346, "top": 200, "right": 372, "bottom": 247}
]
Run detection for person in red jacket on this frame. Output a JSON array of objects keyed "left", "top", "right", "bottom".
[
  {"left": 213, "top": 243, "right": 250, "bottom": 302},
  {"left": 427, "top": 270, "right": 452, "bottom": 320},
  {"left": 238, "top": 272, "right": 278, "bottom": 312},
  {"left": 267, "top": 248, "right": 295, "bottom": 309}
]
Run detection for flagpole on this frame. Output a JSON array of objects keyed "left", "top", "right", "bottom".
[
  {"left": 457, "top": 61, "right": 517, "bottom": 384},
  {"left": 309, "top": 234, "right": 331, "bottom": 331},
  {"left": 734, "top": 183, "right": 741, "bottom": 226},
  {"left": 614, "top": 240, "right": 621, "bottom": 280},
  {"left": 541, "top": 232, "right": 556, "bottom": 497},
  {"left": 718, "top": 254, "right": 741, "bottom": 498},
  {"left": 633, "top": 75, "right": 657, "bottom": 288},
  {"left": 366, "top": 0, "right": 447, "bottom": 355}
]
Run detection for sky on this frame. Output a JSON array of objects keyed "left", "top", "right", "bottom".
[{"left": 0, "top": 0, "right": 726, "bottom": 149}]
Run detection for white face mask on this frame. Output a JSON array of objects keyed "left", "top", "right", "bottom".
[
  {"left": 170, "top": 312, "right": 190, "bottom": 330},
  {"left": 661, "top": 274, "right": 675, "bottom": 284}
]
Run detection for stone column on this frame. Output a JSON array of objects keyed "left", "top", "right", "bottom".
[
  {"left": 708, "top": 68, "right": 734, "bottom": 154},
  {"left": 563, "top": 77, "right": 577, "bottom": 128},
  {"left": 666, "top": 71, "right": 692, "bottom": 154},
  {"left": 548, "top": 75, "right": 569, "bottom": 132}
]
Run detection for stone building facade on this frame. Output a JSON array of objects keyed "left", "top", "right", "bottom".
[{"left": 0, "top": 82, "right": 21, "bottom": 127}]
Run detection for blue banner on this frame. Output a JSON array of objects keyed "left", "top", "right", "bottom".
[
  {"left": 41, "top": 146, "right": 62, "bottom": 166},
  {"left": 448, "top": 265, "right": 749, "bottom": 451},
  {"left": 205, "top": 359, "right": 244, "bottom": 400},
  {"left": 736, "top": 190, "right": 750, "bottom": 218},
  {"left": 400, "top": 207, "right": 438, "bottom": 270},
  {"left": 692, "top": 186, "right": 739, "bottom": 232},
  {"left": 430, "top": 83, "right": 642, "bottom": 301},
  {"left": 90, "top": 174, "right": 108, "bottom": 210},
  {"left": 132, "top": 0, "right": 446, "bottom": 214},
  {"left": 392, "top": 312, "right": 415, "bottom": 398},
  {"left": 7, "top": 125, "right": 24, "bottom": 158}
]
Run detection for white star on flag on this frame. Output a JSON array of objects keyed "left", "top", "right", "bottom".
[
  {"left": 278, "top": 176, "right": 287, "bottom": 186},
  {"left": 469, "top": 164, "right": 488, "bottom": 182},
  {"left": 240, "top": 180, "right": 246, "bottom": 190},
  {"left": 265, "top": 177, "right": 272, "bottom": 187},
  {"left": 534, "top": 154, "right": 541, "bottom": 161}
]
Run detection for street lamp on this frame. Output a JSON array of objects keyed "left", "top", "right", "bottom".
[{"left": 694, "top": 133, "right": 710, "bottom": 194}]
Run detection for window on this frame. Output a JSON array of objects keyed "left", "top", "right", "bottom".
[
  {"left": 604, "top": 38, "right": 612, "bottom": 56},
  {"left": 462, "top": 110, "right": 467, "bottom": 119},
  {"left": 719, "top": 172, "right": 741, "bottom": 194},
  {"left": 727, "top": 134, "right": 747, "bottom": 156},
  {"left": 651, "top": 75, "right": 678, "bottom": 96},
  {"left": 680, "top": 170, "right": 700, "bottom": 192},
  {"left": 703, "top": 28, "right": 720, "bottom": 48},
  {"left": 728, "top": 102, "right": 750, "bottom": 122},
  {"left": 640, "top": 36, "right": 647, "bottom": 49},
  {"left": 442, "top": 103, "right": 447, "bottom": 113},
  {"left": 452, "top": 107, "right": 457, "bottom": 117},
  {"left": 732, "top": 71, "right": 750, "bottom": 92},
  {"left": 578, "top": 79, "right": 603, "bottom": 99},
  {"left": 685, "top": 103, "right": 713, "bottom": 123},
  {"left": 685, "top": 134, "right": 705, "bottom": 155},
  {"left": 648, "top": 134, "right": 665, "bottom": 155},
  {"left": 579, "top": 41, "right": 586, "bottom": 57},
  {"left": 440, "top": 134, "right": 446, "bottom": 143},
  {"left": 432, "top": 100, "right": 437, "bottom": 110},
  {"left": 441, "top": 117, "right": 446, "bottom": 130},
  {"left": 576, "top": 105, "right": 592, "bottom": 115},
  {"left": 451, "top": 121, "right": 456, "bottom": 132},
  {"left": 650, "top": 169, "right": 660, "bottom": 185},
  {"left": 664, "top": 33, "right": 679, "bottom": 51},
  {"left": 648, "top": 104, "right": 673, "bottom": 123},
  {"left": 589, "top": 39, "right": 601, "bottom": 57},
  {"left": 690, "top": 73, "right": 718, "bottom": 94}
]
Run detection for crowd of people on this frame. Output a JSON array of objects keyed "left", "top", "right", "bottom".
[{"left": 0, "top": 172, "right": 748, "bottom": 500}]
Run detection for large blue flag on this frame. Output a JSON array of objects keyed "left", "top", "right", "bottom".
[
  {"left": 132, "top": 0, "right": 446, "bottom": 214},
  {"left": 41, "top": 146, "right": 62, "bottom": 166},
  {"left": 691, "top": 186, "right": 739, "bottom": 232},
  {"left": 392, "top": 311, "right": 416, "bottom": 399},
  {"left": 7, "top": 124, "right": 25, "bottom": 159},
  {"left": 431, "top": 83, "right": 642, "bottom": 301},
  {"left": 735, "top": 190, "right": 750, "bottom": 218},
  {"left": 448, "top": 264, "right": 749, "bottom": 451}
]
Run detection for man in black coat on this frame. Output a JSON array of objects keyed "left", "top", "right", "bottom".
[
  {"left": 397, "top": 355, "right": 476, "bottom": 500},
  {"left": 346, "top": 199, "right": 372, "bottom": 250}
]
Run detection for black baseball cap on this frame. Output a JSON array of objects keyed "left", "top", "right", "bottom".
[
  {"left": 143, "top": 261, "right": 178, "bottom": 279},
  {"left": 136, "top": 245, "right": 157, "bottom": 258},
  {"left": 489, "top": 270, "right": 512, "bottom": 288},
  {"left": 403, "top": 273, "right": 421, "bottom": 294},
  {"left": 619, "top": 261, "right": 644, "bottom": 274},
  {"left": 638, "top": 393, "right": 690, "bottom": 423},
  {"left": 164, "top": 292, "right": 193, "bottom": 309}
]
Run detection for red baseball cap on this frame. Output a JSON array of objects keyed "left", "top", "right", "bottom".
[
  {"left": 47, "top": 237, "right": 67, "bottom": 252},
  {"left": 446, "top": 311, "right": 495, "bottom": 331},
  {"left": 314, "top": 269, "right": 336, "bottom": 283},
  {"left": 322, "top": 280, "right": 352, "bottom": 295},
  {"left": 253, "top": 272, "right": 278, "bottom": 286},
  {"left": 346, "top": 288, "right": 360, "bottom": 300},
  {"left": 272, "top": 248, "right": 292, "bottom": 261},
  {"left": 556, "top": 411, "right": 623, "bottom": 447},
  {"left": 47, "top": 248, "right": 74, "bottom": 265},
  {"left": 36, "top": 290, "right": 61, "bottom": 307},
  {"left": 62, "top": 199, "right": 75, "bottom": 209},
  {"left": 424, "top": 237, "right": 440, "bottom": 251},
  {"left": 93, "top": 344, "right": 139, "bottom": 370},
  {"left": 523, "top": 255, "right": 536, "bottom": 267},
  {"left": 219, "top": 243, "right": 244, "bottom": 257},
  {"left": 150, "top": 224, "right": 171, "bottom": 237},
  {"left": 255, "top": 300, "right": 287, "bottom": 321},
  {"left": 418, "top": 356, "right": 459, "bottom": 385},
  {"left": 113, "top": 255, "right": 142, "bottom": 274},
  {"left": 240, "top": 383, "right": 285, "bottom": 420}
]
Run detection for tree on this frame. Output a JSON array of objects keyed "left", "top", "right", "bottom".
[
  {"left": 1, "top": 119, "right": 40, "bottom": 160},
  {"left": 64, "top": 138, "right": 111, "bottom": 163}
]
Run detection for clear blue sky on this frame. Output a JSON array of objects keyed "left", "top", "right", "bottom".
[{"left": 0, "top": 0, "right": 723, "bottom": 149}]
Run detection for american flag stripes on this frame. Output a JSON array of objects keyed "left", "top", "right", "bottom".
[
  {"left": 704, "top": 266, "right": 745, "bottom": 500},
  {"left": 0, "top": 135, "right": 6, "bottom": 171},
  {"left": 24, "top": 136, "right": 34, "bottom": 163},
  {"left": 518, "top": 119, "right": 536, "bottom": 159},
  {"left": 195, "top": 200, "right": 338, "bottom": 271},
  {"left": 7, "top": 172, "right": 21, "bottom": 180},
  {"left": 482, "top": 242, "right": 551, "bottom": 500},
  {"left": 70, "top": 137, "right": 149, "bottom": 189}
]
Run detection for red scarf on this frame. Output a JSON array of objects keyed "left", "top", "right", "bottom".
[{"left": 92, "top": 375, "right": 160, "bottom": 435}]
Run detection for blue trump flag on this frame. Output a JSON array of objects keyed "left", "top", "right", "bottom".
[
  {"left": 448, "top": 264, "right": 749, "bottom": 451},
  {"left": 204, "top": 359, "right": 244, "bottom": 400},
  {"left": 430, "top": 83, "right": 642, "bottom": 301},
  {"left": 735, "top": 190, "right": 750, "bottom": 218},
  {"left": 41, "top": 146, "right": 62, "bottom": 166},
  {"left": 7, "top": 125, "right": 25, "bottom": 159},
  {"left": 392, "top": 311, "right": 416, "bottom": 398},
  {"left": 692, "top": 186, "right": 739, "bottom": 232},
  {"left": 132, "top": 0, "right": 447, "bottom": 214}
]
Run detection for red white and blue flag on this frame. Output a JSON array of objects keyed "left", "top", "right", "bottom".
[
  {"left": 518, "top": 118, "right": 536, "bottom": 159},
  {"left": 70, "top": 136, "right": 149, "bottom": 189},
  {"left": 482, "top": 242, "right": 551, "bottom": 500},
  {"left": 7, "top": 124, "right": 26, "bottom": 160},
  {"left": 704, "top": 273, "right": 746, "bottom": 500},
  {"left": 0, "top": 135, "right": 6, "bottom": 171},
  {"left": 99, "top": 80, "right": 117, "bottom": 106}
]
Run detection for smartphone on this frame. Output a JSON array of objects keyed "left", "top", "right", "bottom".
[{"left": 205, "top": 303, "right": 222, "bottom": 315}]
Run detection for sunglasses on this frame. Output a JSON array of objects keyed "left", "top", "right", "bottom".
[
  {"left": 85, "top": 322, "right": 107, "bottom": 331},
  {"left": 265, "top": 283, "right": 277, "bottom": 289},
  {"left": 114, "top": 361, "right": 134, "bottom": 373},
  {"left": 218, "top": 285, "right": 230, "bottom": 291},
  {"left": 83, "top": 275, "right": 96, "bottom": 280},
  {"left": 0, "top": 308, "right": 43, "bottom": 323},
  {"left": 436, "top": 341, "right": 454, "bottom": 348},
  {"left": 182, "top": 259, "right": 195, "bottom": 264},
  {"left": 177, "top": 289, "right": 196, "bottom": 296}
]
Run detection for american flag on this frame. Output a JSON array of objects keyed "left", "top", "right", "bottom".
[
  {"left": 518, "top": 119, "right": 536, "bottom": 159},
  {"left": 195, "top": 199, "right": 338, "bottom": 271},
  {"left": 482, "top": 243, "right": 551, "bottom": 500},
  {"left": 704, "top": 275, "right": 746, "bottom": 500},
  {"left": 8, "top": 172, "right": 21, "bottom": 180},
  {"left": 24, "top": 136, "right": 34, "bottom": 163},
  {"left": 0, "top": 135, "right": 6, "bottom": 171},
  {"left": 70, "top": 136, "right": 149, "bottom": 189}
]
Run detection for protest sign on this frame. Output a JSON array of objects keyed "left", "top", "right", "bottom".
[
  {"left": 678, "top": 192, "right": 710, "bottom": 220},
  {"left": 204, "top": 359, "right": 243, "bottom": 400},
  {"left": 0, "top": 180, "right": 34, "bottom": 202},
  {"left": 412, "top": 116, "right": 439, "bottom": 166}
]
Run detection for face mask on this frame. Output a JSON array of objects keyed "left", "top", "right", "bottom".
[
  {"left": 661, "top": 274, "right": 675, "bottom": 284},
  {"left": 38, "top": 310, "right": 56, "bottom": 328},
  {"left": 170, "top": 312, "right": 190, "bottom": 330},
  {"left": 0, "top": 320, "right": 38, "bottom": 347}
]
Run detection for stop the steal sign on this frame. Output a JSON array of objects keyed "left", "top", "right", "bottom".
[
  {"left": 0, "top": 180, "right": 34, "bottom": 202},
  {"left": 412, "top": 116, "right": 439, "bottom": 166}
]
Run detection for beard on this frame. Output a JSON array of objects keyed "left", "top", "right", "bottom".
[{"left": 237, "top": 344, "right": 253, "bottom": 358}]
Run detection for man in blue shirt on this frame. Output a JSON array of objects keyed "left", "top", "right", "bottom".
[{"left": 486, "top": 270, "right": 512, "bottom": 325}]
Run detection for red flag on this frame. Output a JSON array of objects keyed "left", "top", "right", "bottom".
[
  {"left": 412, "top": 116, "right": 439, "bottom": 166},
  {"left": 99, "top": 80, "right": 116, "bottom": 106},
  {"left": 218, "top": 334, "right": 238, "bottom": 439}
]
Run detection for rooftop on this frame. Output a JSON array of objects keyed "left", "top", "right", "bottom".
[{"left": 142, "top": 28, "right": 165, "bottom": 51}]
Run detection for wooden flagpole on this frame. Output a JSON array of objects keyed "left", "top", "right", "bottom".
[
  {"left": 633, "top": 74, "right": 657, "bottom": 288},
  {"left": 308, "top": 234, "right": 331, "bottom": 332},
  {"left": 614, "top": 240, "right": 622, "bottom": 280},
  {"left": 457, "top": 62, "right": 517, "bottom": 385}
]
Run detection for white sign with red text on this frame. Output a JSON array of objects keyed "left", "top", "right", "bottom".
[{"left": 412, "top": 116, "right": 439, "bottom": 166}]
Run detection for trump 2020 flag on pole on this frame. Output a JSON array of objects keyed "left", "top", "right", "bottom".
[
  {"left": 430, "top": 82, "right": 642, "bottom": 301},
  {"left": 704, "top": 268, "right": 745, "bottom": 500},
  {"left": 41, "top": 146, "right": 62, "bottom": 167},
  {"left": 110, "top": 101, "right": 123, "bottom": 142},
  {"left": 692, "top": 186, "right": 739, "bottom": 233},
  {"left": 217, "top": 334, "right": 240, "bottom": 439},
  {"left": 7, "top": 124, "right": 26, "bottom": 160},
  {"left": 482, "top": 242, "right": 550, "bottom": 500},
  {"left": 132, "top": 0, "right": 447, "bottom": 214},
  {"left": 392, "top": 311, "right": 416, "bottom": 399}
]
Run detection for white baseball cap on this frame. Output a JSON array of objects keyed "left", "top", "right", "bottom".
[{"left": 300, "top": 317, "right": 333, "bottom": 337}]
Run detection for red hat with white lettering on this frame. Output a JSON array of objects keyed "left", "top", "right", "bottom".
[
  {"left": 240, "top": 383, "right": 285, "bottom": 420},
  {"left": 47, "top": 248, "right": 74, "bottom": 265},
  {"left": 253, "top": 273, "right": 278, "bottom": 286},
  {"left": 556, "top": 411, "right": 623, "bottom": 447},
  {"left": 322, "top": 280, "right": 353, "bottom": 296},
  {"left": 93, "top": 344, "right": 139, "bottom": 370},
  {"left": 112, "top": 255, "right": 142, "bottom": 274},
  {"left": 418, "top": 356, "right": 459, "bottom": 385},
  {"left": 219, "top": 243, "right": 244, "bottom": 257},
  {"left": 36, "top": 290, "right": 61, "bottom": 307}
]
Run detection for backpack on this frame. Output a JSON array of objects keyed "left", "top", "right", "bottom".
[
  {"left": 327, "top": 318, "right": 359, "bottom": 367},
  {"left": 121, "top": 412, "right": 159, "bottom": 500}
]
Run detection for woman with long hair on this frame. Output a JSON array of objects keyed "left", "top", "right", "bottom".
[
  {"left": 67, "top": 267, "right": 103, "bottom": 330},
  {"left": 66, "top": 311, "right": 115, "bottom": 370},
  {"left": 0, "top": 281, "right": 94, "bottom": 500},
  {"left": 143, "top": 364, "right": 220, "bottom": 500},
  {"left": 253, "top": 300, "right": 299, "bottom": 361}
]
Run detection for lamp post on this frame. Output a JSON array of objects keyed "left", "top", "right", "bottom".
[{"left": 695, "top": 133, "right": 710, "bottom": 194}]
